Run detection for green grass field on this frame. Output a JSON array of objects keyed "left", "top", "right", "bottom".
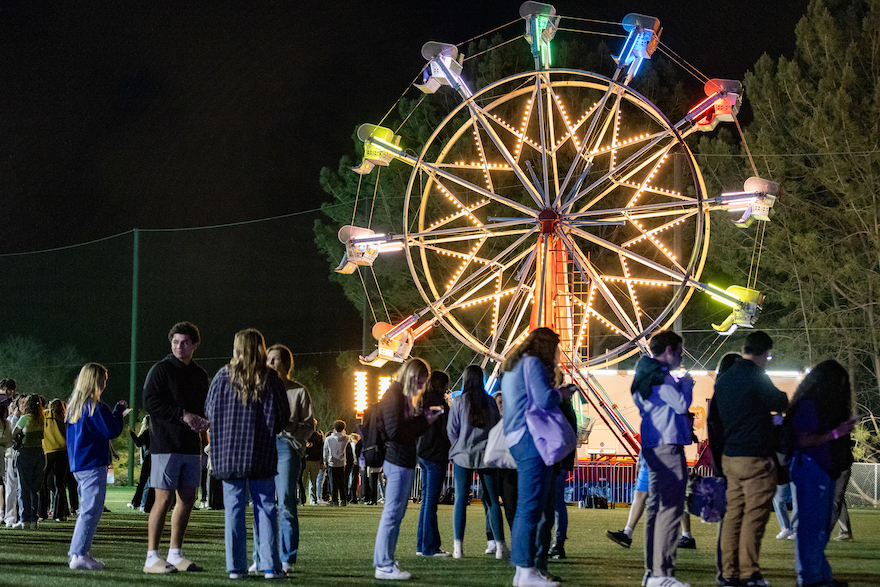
[{"left": 2, "top": 487, "right": 879, "bottom": 586}]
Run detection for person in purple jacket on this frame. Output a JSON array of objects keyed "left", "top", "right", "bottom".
[{"left": 65, "top": 363, "right": 127, "bottom": 571}]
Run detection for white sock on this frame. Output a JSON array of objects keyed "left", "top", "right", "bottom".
[
  {"left": 624, "top": 526, "right": 634, "bottom": 538},
  {"left": 167, "top": 548, "right": 183, "bottom": 565},
  {"left": 145, "top": 550, "right": 161, "bottom": 566},
  {"left": 682, "top": 532, "right": 692, "bottom": 539}
]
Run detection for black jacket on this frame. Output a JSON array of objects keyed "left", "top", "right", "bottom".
[
  {"left": 712, "top": 358, "right": 788, "bottom": 458},
  {"left": 143, "top": 354, "right": 209, "bottom": 455},
  {"left": 416, "top": 386, "right": 450, "bottom": 463},
  {"left": 379, "top": 381, "right": 429, "bottom": 469}
]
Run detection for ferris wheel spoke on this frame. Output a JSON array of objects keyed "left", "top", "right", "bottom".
[
  {"left": 420, "top": 166, "right": 537, "bottom": 218},
  {"left": 563, "top": 127, "right": 679, "bottom": 213},
  {"left": 466, "top": 102, "right": 545, "bottom": 207},
  {"left": 552, "top": 82, "right": 618, "bottom": 208},
  {"left": 620, "top": 209, "right": 697, "bottom": 249},
  {"left": 562, "top": 233, "right": 642, "bottom": 339},
  {"left": 535, "top": 72, "right": 553, "bottom": 204},
  {"left": 618, "top": 252, "right": 646, "bottom": 333},
  {"left": 567, "top": 224, "right": 687, "bottom": 283},
  {"left": 428, "top": 226, "right": 540, "bottom": 308},
  {"left": 488, "top": 247, "right": 537, "bottom": 355}
]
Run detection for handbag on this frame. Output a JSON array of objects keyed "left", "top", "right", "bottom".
[
  {"left": 524, "top": 359, "right": 577, "bottom": 466},
  {"left": 484, "top": 419, "right": 516, "bottom": 469},
  {"left": 686, "top": 473, "right": 727, "bottom": 523}
]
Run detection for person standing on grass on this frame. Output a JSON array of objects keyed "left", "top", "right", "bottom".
[
  {"left": 247, "top": 343, "right": 314, "bottom": 573},
  {"left": 630, "top": 329, "right": 693, "bottom": 587},
  {"left": 12, "top": 394, "right": 47, "bottom": 530},
  {"left": 500, "top": 327, "right": 574, "bottom": 587},
  {"left": 323, "top": 420, "right": 349, "bottom": 507},
  {"left": 206, "top": 328, "right": 290, "bottom": 579},
  {"left": 44, "top": 398, "right": 71, "bottom": 521},
  {"left": 415, "top": 370, "right": 451, "bottom": 557},
  {"left": 65, "top": 363, "right": 128, "bottom": 571},
  {"left": 784, "top": 360, "right": 857, "bottom": 587},
  {"left": 447, "top": 364, "right": 506, "bottom": 560},
  {"left": 142, "top": 321, "right": 210, "bottom": 574},
  {"left": 372, "top": 357, "right": 440, "bottom": 581},
  {"left": 712, "top": 331, "right": 788, "bottom": 587}
]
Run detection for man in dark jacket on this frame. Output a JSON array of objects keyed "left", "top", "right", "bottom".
[
  {"left": 142, "top": 322, "right": 210, "bottom": 575},
  {"left": 711, "top": 331, "right": 788, "bottom": 587}
]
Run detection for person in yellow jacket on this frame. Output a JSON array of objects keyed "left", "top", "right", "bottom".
[{"left": 43, "top": 399, "right": 70, "bottom": 521}]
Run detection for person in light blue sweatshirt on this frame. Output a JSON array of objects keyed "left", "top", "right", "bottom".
[
  {"left": 65, "top": 363, "right": 127, "bottom": 571},
  {"left": 630, "top": 330, "right": 693, "bottom": 587},
  {"left": 500, "top": 327, "right": 574, "bottom": 587}
]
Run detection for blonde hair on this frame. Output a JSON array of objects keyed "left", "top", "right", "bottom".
[
  {"left": 394, "top": 357, "right": 431, "bottom": 399},
  {"left": 66, "top": 363, "right": 107, "bottom": 424},
  {"left": 229, "top": 328, "right": 270, "bottom": 404}
]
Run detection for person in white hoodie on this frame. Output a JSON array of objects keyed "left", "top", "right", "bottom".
[
  {"left": 323, "top": 421, "right": 348, "bottom": 506},
  {"left": 630, "top": 330, "right": 693, "bottom": 587}
]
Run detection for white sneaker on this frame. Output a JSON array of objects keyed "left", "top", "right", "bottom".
[
  {"left": 281, "top": 562, "right": 292, "bottom": 572},
  {"left": 788, "top": 532, "right": 796, "bottom": 540},
  {"left": 496, "top": 541, "right": 510, "bottom": 559},
  {"left": 516, "top": 567, "right": 559, "bottom": 587},
  {"left": 452, "top": 540, "right": 463, "bottom": 559},
  {"left": 248, "top": 562, "right": 258, "bottom": 573},
  {"left": 485, "top": 540, "right": 497, "bottom": 554},
  {"left": 646, "top": 577, "right": 690, "bottom": 587},
  {"left": 776, "top": 528, "right": 792, "bottom": 539},
  {"left": 374, "top": 561, "right": 411, "bottom": 580},
  {"left": 69, "top": 554, "right": 104, "bottom": 571}
]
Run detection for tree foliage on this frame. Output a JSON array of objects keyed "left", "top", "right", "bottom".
[
  {"left": 0, "top": 335, "right": 83, "bottom": 400},
  {"left": 699, "top": 0, "right": 880, "bottom": 450}
]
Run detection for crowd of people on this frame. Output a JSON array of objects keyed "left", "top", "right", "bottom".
[{"left": 0, "top": 324, "right": 860, "bottom": 587}]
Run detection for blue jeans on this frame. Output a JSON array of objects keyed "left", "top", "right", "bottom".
[
  {"left": 554, "top": 469, "right": 568, "bottom": 541},
  {"left": 276, "top": 438, "right": 301, "bottom": 564},
  {"left": 417, "top": 458, "right": 445, "bottom": 554},
  {"left": 68, "top": 466, "right": 107, "bottom": 556},
  {"left": 453, "top": 464, "right": 503, "bottom": 542},
  {"left": 509, "top": 429, "right": 553, "bottom": 568},
  {"left": 373, "top": 461, "right": 413, "bottom": 567},
  {"left": 252, "top": 438, "right": 301, "bottom": 566},
  {"left": 223, "top": 477, "right": 280, "bottom": 574},
  {"left": 790, "top": 453, "right": 834, "bottom": 586},
  {"left": 773, "top": 481, "right": 798, "bottom": 532}
]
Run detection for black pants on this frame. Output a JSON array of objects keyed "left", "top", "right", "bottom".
[
  {"left": 45, "top": 450, "right": 70, "bottom": 519},
  {"left": 329, "top": 466, "right": 346, "bottom": 505}
]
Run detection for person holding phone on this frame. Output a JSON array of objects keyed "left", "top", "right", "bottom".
[
  {"left": 785, "top": 360, "right": 857, "bottom": 587},
  {"left": 447, "top": 364, "right": 505, "bottom": 560},
  {"left": 65, "top": 363, "right": 128, "bottom": 570},
  {"left": 415, "top": 371, "right": 451, "bottom": 557}
]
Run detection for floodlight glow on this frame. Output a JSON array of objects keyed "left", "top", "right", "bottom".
[
  {"left": 354, "top": 371, "right": 367, "bottom": 415},
  {"left": 378, "top": 376, "right": 391, "bottom": 400}
]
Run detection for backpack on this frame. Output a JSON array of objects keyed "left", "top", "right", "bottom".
[{"left": 358, "top": 400, "right": 387, "bottom": 468}]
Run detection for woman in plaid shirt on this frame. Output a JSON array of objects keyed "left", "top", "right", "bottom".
[{"left": 205, "top": 329, "right": 290, "bottom": 579}]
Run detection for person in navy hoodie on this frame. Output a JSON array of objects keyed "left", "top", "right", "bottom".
[{"left": 65, "top": 363, "right": 127, "bottom": 571}]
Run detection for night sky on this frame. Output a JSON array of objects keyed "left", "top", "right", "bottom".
[{"left": 0, "top": 0, "right": 810, "bottom": 403}]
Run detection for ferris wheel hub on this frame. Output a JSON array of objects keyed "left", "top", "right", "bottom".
[{"left": 538, "top": 209, "right": 560, "bottom": 233}]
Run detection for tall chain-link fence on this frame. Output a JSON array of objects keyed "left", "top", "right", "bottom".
[{"left": 848, "top": 463, "right": 879, "bottom": 508}]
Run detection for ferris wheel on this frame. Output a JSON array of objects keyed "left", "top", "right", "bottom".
[{"left": 337, "top": 2, "right": 778, "bottom": 374}]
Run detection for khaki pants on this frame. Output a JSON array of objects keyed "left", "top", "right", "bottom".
[{"left": 719, "top": 456, "right": 776, "bottom": 579}]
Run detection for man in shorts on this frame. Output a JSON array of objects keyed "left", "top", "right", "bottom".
[{"left": 142, "top": 322, "right": 209, "bottom": 574}]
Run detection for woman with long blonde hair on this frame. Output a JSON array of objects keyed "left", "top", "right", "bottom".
[
  {"left": 372, "top": 357, "right": 441, "bottom": 580},
  {"left": 65, "top": 362, "right": 128, "bottom": 570},
  {"left": 205, "top": 329, "right": 290, "bottom": 579}
]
